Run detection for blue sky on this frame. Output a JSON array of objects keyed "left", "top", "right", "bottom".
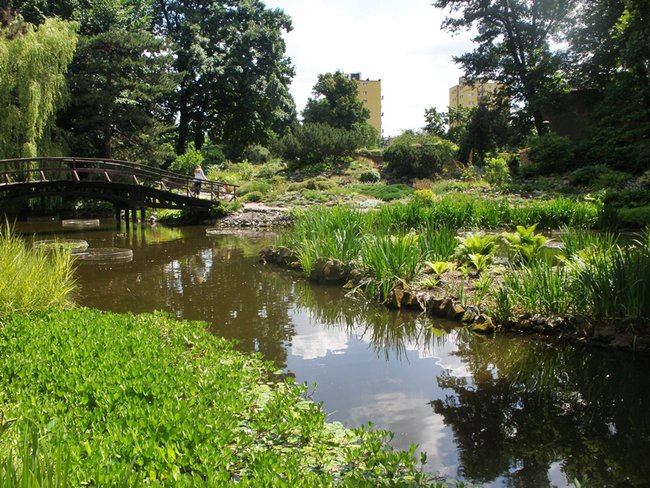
[{"left": 264, "top": 0, "right": 474, "bottom": 136}]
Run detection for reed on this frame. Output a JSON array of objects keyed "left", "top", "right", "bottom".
[
  {"left": 570, "top": 237, "right": 650, "bottom": 322},
  {"left": 360, "top": 234, "right": 425, "bottom": 301},
  {"left": 559, "top": 226, "right": 618, "bottom": 259},
  {"left": 499, "top": 260, "right": 575, "bottom": 317},
  {"left": 0, "top": 226, "right": 76, "bottom": 316},
  {"left": 419, "top": 223, "right": 457, "bottom": 261}
]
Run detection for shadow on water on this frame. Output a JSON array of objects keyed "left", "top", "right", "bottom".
[{"left": 13, "top": 221, "right": 650, "bottom": 487}]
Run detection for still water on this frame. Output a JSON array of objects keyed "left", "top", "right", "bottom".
[{"left": 18, "top": 221, "right": 650, "bottom": 487}]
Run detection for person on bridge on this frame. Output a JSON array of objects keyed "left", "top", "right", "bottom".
[{"left": 193, "top": 165, "right": 207, "bottom": 196}]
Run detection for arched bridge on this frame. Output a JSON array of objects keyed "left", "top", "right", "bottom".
[{"left": 0, "top": 157, "right": 238, "bottom": 215}]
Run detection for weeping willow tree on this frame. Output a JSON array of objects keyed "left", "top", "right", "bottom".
[{"left": 0, "top": 17, "right": 77, "bottom": 158}]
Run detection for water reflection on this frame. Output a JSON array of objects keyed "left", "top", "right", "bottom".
[
  {"left": 431, "top": 336, "right": 650, "bottom": 487},
  {"left": 14, "top": 222, "right": 650, "bottom": 487}
]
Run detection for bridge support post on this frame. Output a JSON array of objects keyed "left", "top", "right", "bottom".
[
  {"left": 140, "top": 207, "right": 146, "bottom": 226},
  {"left": 131, "top": 209, "right": 137, "bottom": 228}
]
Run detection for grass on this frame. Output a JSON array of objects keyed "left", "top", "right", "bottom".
[
  {"left": 0, "top": 225, "right": 76, "bottom": 317},
  {"left": 351, "top": 183, "right": 414, "bottom": 201},
  {"left": 0, "top": 309, "right": 436, "bottom": 486}
]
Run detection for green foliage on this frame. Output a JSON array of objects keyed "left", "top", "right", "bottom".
[
  {"left": 0, "top": 226, "right": 76, "bottom": 316},
  {"left": 201, "top": 141, "right": 226, "bottom": 166},
  {"left": 434, "top": 0, "right": 575, "bottom": 135},
  {"left": 559, "top": 227, "right": 618, "bottom": 260},
  {"left": 570, "top": 165, "right": 632, "bottom": 189},
  {"left": 360, "top": 234, "right": 424, "bottom": 301},
  {"left": 384, "top": 132, "right": 457, "bottom": 178},
  {"left": 257, "top": 160, "right": 285, "bottom": 178},
  {"left": 302, "top": 71, "right": 370, "bottom": 130},
  {"left": 419, "top": 224, "right": 458, "bottom": 261},
  {"left": 0, "top": 309, "right": 433, "bottom": 485},
  {"left": 457, "top": 104, "right": 513, "bottom": 164},
  {"left": 236, "top": 181, "right": 270, "bottom": 197},
  {"left": 500, "top": 260, "right": 575, "bottom": 317},
  {"left": 242, "top": 144, "right": 271, "bottom": 164},
  {"left": 169, "top": 144, "right": 204, "bottom": 175},
  {"left": 454, "top": 232, "right": 498, "bottom": 263},
  {"left": 242, "top": 191, "right": 263, "bottom": 202},
  {"left": 158, "top": 1, "right": 295, "bottom": 155},
  {"left": 570, "top": 233, "right": 650, "bottom": 321},
  {"left": 501, "top": 224, "right": 549, "bottom": 264},
  {"left": 484, "top": 154, "right": 511, "bottom": 189},
  {"left": 358, "top": 169, "right": 381, "bottom": 183},
  {"left": 527, "top": 133, "right": 576, "bottom": 176},
  {"left": 0, "top": 18, "right": 78, "bottom": 158},
  {"left": 276, "top": 123, "right": 372, "bottom": 165}
]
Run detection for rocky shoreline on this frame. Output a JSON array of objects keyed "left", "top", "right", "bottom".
[
  {"left": 216, "top": 203, "right": 293, "bottom": 228},
  {"left": 260, "top": 246, "right": 650, "bottom": 354}
]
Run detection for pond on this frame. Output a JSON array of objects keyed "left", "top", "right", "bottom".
[{"left": 16, "top": 220, "right": 650, "bottom": 487}]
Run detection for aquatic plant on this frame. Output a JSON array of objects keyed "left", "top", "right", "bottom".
[
  {"left": 501, "top": 223, "right": 549, "bottom": 263},
  {"left": 0, "top": 225, "right": 76, "bottom": 316},
  {"left": 559, "top": 226, "right": 617, "bottom": 259},
  {"left": 454, "top": 232, "right": 499, "bottom": 263},
  {"left": 499, "top": 260, "right": 575, "bottom": 317},
  {"left": 360, "top": 234, "right": 425, "bottom": 301},
  {"left": 570, "top": 234, "right": 650, "bottom": 322},
  {"left": 419, "top": 224, "right": 458, "bottom": 261},
  {"left": 0, "top": 309, "right": 436, "bottom": 485}
]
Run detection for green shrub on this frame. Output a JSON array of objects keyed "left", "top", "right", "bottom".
[
  {"left": 484, "top": 154, "right": 511, "bottom": 189},
  {"left": 570, "top": 165, "right": 632, "bottom": 189},
  {"left": 242, "top": 144, "right": 271, "bottom": 164},
  {"left": 383, "top": 132, "right": 457, "bottom": 178},
  {"left": 276, "top": 123, "right": 372, "bottom": 166},
  {"left": 243, "top": 191, "right": 263, "bottom": 202},
  {"left": 236, "top": 181, "right": 270, "bottom": 197},
  {"left": 257, "top": 160, "right": 285, "bottom": 178},
  {"left": 617, "top": 206, "right": 650, "bottom": 228},
  {"left": 201, "top": 141, "right": 226, "bottom": 166},
  {"left": 358, "top": 170, "right": 380, "bottom": 183},
  {"left": 169, "top": 144, "right": 204, "bottom": 176},
  {"left": 527, "top": 132, "right": 576, "bottom": 176}
]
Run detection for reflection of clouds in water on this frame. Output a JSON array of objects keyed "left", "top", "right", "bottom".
[
  {"left": 291, "top": 327, "right": 350, "bottom": 360},
  {"left": 433, "top": 353, "right": 472, "bottom": 378},
  {"left": 347, "top": 391, "right": 455, "bottom": 475}
]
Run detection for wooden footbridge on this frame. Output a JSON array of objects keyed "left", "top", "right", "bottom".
[{"left": 0, "top": 157, "right": 238, "bottom": 220}]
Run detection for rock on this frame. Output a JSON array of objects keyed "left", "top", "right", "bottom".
[
  {"left": 471, "top": 315, "right": 495, "bottom": 334},
  {"left": 445, "top": 301, "right": 466, "bottom": 321},
  {"left": 310, "top": 258, "right": 347, "bottom": 284},
  {"left": 429, "top": 298, "right": 447, "bottom": 318},
  {"left": 592, "top": 325, "right": 616, "bottom": 343},
  {"left": 611, "top": 333, "right": 633, "bottom": 350},
  {"left": 462, "top": 305, "right": 480, "bottom": 324},
  {"left": 342, "top": 280, "right": 356, "bottom": 290},
  {"left": 387, "top": 285, "right": 420, "bottom": 310}
]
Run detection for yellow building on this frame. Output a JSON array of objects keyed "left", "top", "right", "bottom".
[
  {"left": 348, "top": 73, "right": 382, "bottom": 135},
  {"left": 449, "top": 77, "right": 502, "bottom": 109}
]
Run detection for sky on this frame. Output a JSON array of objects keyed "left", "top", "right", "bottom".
[{"left": 264, "top": 0, "right": 475, "bottom": 137}]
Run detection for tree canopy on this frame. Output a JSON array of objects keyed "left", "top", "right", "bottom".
[
  {"left": 0, "top": 17, "right": 78, "bottom": 158},
  {"left": 434, "top": 0, "right": 578, "bottom": 134},
  {"left": 302, "top": 71, "right": 370, "bottom": 130}
]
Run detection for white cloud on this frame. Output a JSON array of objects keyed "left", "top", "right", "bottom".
[{"left": 265, "top": 0, "right": 474, "bottom": 136}]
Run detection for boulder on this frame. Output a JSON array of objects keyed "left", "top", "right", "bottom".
[
  {"left": 471, "top": 315, "right": 495, "bottom": 334},
  {"left": 445, "top": 301, "right": 466, "bottom": 321}
]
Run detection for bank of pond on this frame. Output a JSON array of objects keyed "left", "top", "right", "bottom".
[{"left": 265, "top": 194, "right": 650, "bottom": 353}]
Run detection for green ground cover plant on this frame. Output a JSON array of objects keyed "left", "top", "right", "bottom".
[{"left": 0, "top": 309, "right": 436, "bottom": 486}]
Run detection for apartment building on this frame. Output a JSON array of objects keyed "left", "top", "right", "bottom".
[
  {"left": 348, "top": 72, "right": 382, "bottom": 135},
  {"left": 449, "top": 77, "right": 502, "bottom": 109}
]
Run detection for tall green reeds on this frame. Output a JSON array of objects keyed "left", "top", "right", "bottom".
[
  {"left": 570, "top": 232, "right": 650, "bottom": 322},
  {"left": 360, "top": 234, "right": 424, "bottom": 301},
  {"left": 0, "top": 226, "right": 76, "bottom": 316},
  {"left": 499, "top": 260, "right": 575, "bottom": 317}
]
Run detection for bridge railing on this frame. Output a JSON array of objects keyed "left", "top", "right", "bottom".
[{"left": 0, "top": 157, "right": 238, "bottom": 201}]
